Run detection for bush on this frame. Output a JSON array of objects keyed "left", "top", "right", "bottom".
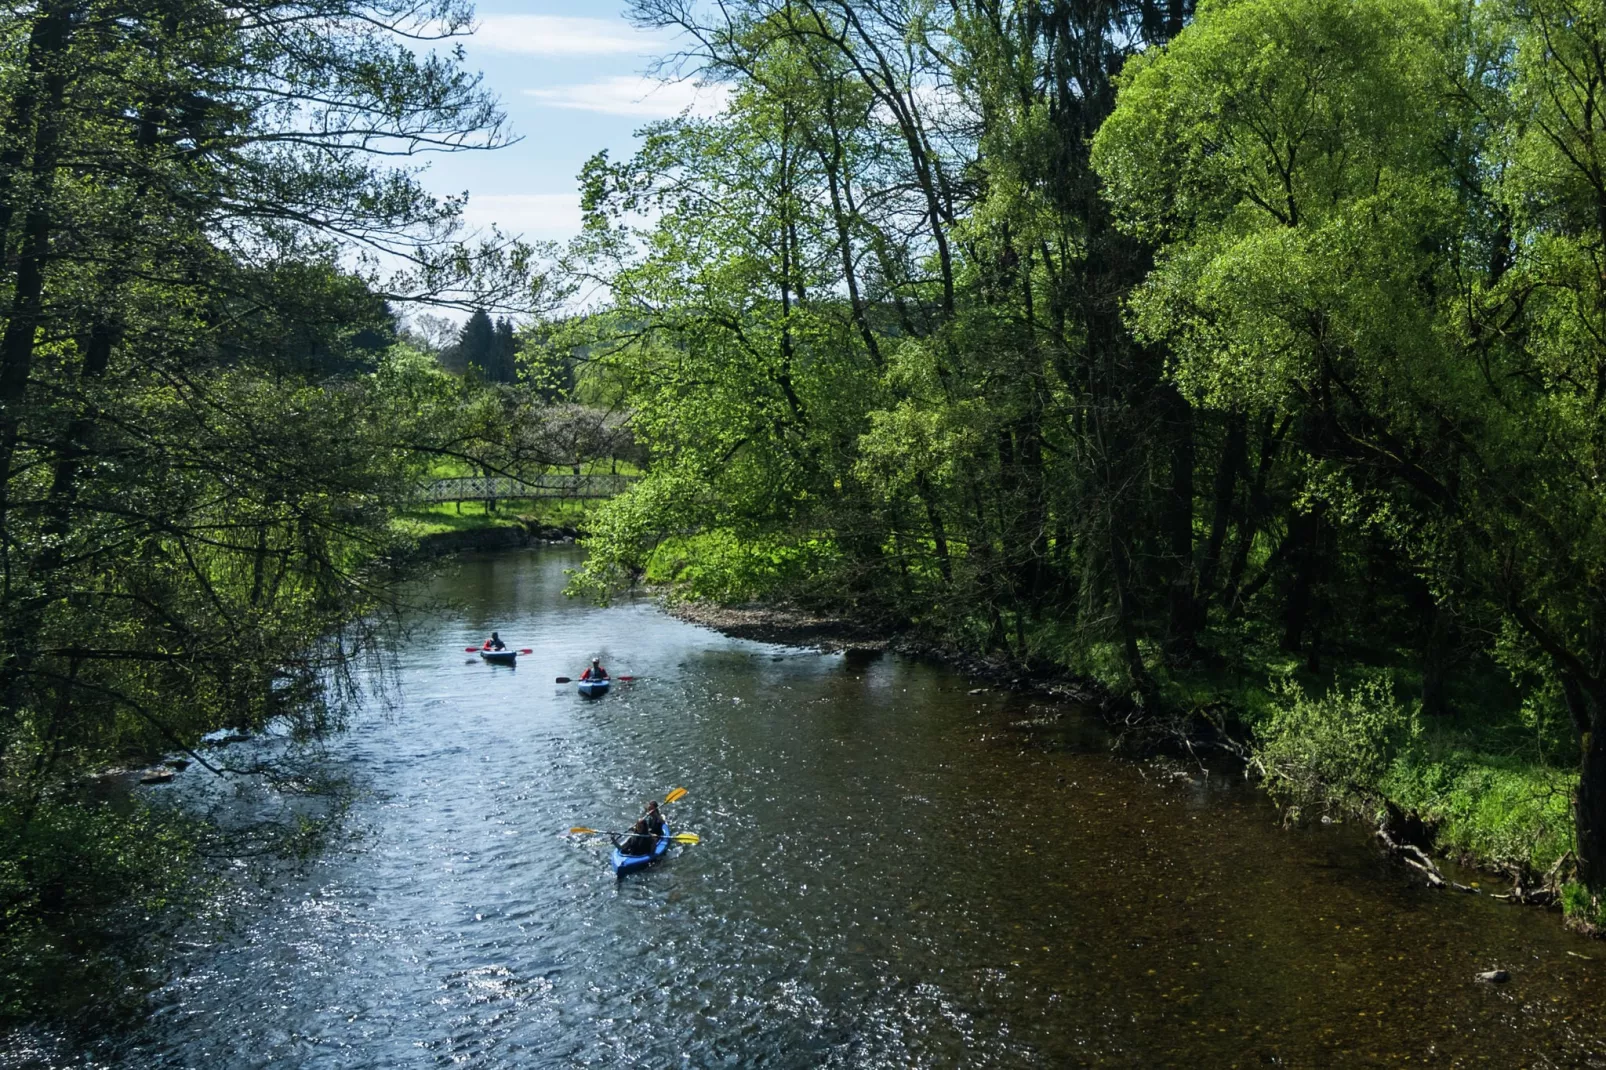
[
  {"left": 0, "top": 797, "right": 202, "bottom": 1025},
  {"left": 1253, "top": 672, "right": 1421, "bottom": 816}
]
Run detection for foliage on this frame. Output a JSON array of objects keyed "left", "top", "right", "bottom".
[
  {"left": 560, "top": 0, "right": 1606, "bottom": 893},
  {"left": 0, "top": 796, "right": 204, "bottom": 1022},
  {"left": 1561, "top": 881, "right": 1606, "bottom": 932},
  {"left": 1379, "top": 753, "right": 1574, "bottom": 871},
  {"left": 1253, "top": 673, "right": 1422, "bottom": 816},
  {"left": 0, "top": 0, "right": 563, "bottom": 1024}
]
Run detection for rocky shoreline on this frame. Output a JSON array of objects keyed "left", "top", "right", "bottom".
[{"left": 664, "top": 599, "right": 1108, "bottom": 709}]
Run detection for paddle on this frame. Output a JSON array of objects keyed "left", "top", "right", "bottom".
[
  {"left": 568, "top": 787, "right": 693, "bottom": 841},
  {"left": 464, "top": 647, "right": 533, "bottom": 654},
  {"left": 556, "top": 674, "right": 636, "bottom": 683},
  {"left": 568, "top": 827, "right": 701, "bottom": 844}
]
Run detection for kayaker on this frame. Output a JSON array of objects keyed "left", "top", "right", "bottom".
[
  {"left": 579, "top": 657, "right": 608, "bottom": 681},
  {"left": 617, "top": 818, "right": 655, "bottom": 856},
  {"left": 643, "top": 800, "right": 665, "bottom": 838},
  {"left": 484, "top": 631, "right": 506, "bottom": 651}
]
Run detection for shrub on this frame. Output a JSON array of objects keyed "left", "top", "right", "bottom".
[{"left": 1253, "top": 672, "right": 1421, "bottom": 816}]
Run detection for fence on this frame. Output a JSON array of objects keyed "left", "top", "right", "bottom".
[{"left": 417, "top": 473, "right": 638, "bottom": 503}]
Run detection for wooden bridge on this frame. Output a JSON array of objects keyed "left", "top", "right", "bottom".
[{"left": 417, "top": 473, "right": 638, "bottom": 504}]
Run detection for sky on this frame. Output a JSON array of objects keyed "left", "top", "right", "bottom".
[{"left": 423, "top": 1, "right": 722, "bottom": 246}]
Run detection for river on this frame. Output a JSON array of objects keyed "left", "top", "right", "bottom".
[{"left": 31, "top": 548, "right": 1606, "bottom": 1067}]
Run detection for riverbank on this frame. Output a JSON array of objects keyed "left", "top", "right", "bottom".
[
  {"left": 393, "top": 500, "right": 591, "bottom": 557},
  {"left": 666, "top": 593, "right": 1586, "bottom": 931},
  {"left": 668, "top": 601, "right": 1104, "bottom": 707}
]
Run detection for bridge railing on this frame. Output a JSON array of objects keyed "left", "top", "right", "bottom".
[{"left": 417, "top": 473, "right": 639, "bottom": 503}]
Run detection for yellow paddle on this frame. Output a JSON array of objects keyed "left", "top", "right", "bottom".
[
  {"left": 568, "top": 787, "right": 697, "bottom": 843},
  {"left": 568, "top": 827, "right": 701, "bottom": 845}
]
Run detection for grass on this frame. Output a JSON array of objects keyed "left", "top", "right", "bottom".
[
  {"left": 1561, "top": 881, "right": 1606, "bottom": 932},
  {"left": 1380, "top": 748, "right": 1573, "bottom": 870},
  {"left": 391, "top": 497, "right": 598, "bottom": 539},
  {"left": 1230, "top": 653, "right": 1574, "bottom": 877}
]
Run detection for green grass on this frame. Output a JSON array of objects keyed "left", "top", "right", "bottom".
[
  {"left": 1561, "top": 882, "right": 1606, "bottom": 931},
  {"left": 1227, "top": 651, "right": 1575, "bottom": 875},
  {"left": 391, "top": 497, "right": 598, "bottom": 539},
  {"left": 1380, "top": 748, "right": 1573, "bottom": 870}
]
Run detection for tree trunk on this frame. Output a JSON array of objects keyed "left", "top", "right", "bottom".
[
  {"left": 1195, "top": 409, "right": 1245, "bottom": 613},
  {"left": 1162, "top": 385, "right": 1196, "bottom": 658},
  {"left": 1421, "top": 595, "right": 1453, "bottom": 717},
  {"left": 1223, "top": 412, "right": 1290, "bottom": 613},
  {"left": 1111, "top": 526, "right": 1158, "bottom": 704},
  {"left": 1281, "top": 506, "right": 1322, "bottom": 655},
  {"left": 1577, "top": 695, "right": 1606, "bottom": 891},
  {"left": 0, "top": 9, "right": 76, "bottom": 739}
]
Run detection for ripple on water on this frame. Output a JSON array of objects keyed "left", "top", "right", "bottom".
[{"left": 16, "top": 548, "right": 1605, "bottom": 1069}]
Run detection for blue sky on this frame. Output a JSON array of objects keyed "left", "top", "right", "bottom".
[{"left": 423, "top": 1, "right": 722, "bottom": 244}]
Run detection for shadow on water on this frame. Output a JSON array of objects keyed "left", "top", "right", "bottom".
[{"left": 16, "top": 547, "right": 1606, "bottom": 1068}]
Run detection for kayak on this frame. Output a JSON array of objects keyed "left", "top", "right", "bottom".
[
  {"left": 611, "top": 824, "right": 670, "bottom": 875},
  {"left": 479, "top": 649, "right": 517, "bottom": 666},
  {"left": 576, "top": 677, "right": 610, "bottom": 697}
]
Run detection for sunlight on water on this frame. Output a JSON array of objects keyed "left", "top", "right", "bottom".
[{"left": 21, "top": 548, "right": 1605, "bottom": 1068}]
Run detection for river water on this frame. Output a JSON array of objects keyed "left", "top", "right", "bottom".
[{"left": 31, "top": 549, "right": 1606, "bottom": 1067}]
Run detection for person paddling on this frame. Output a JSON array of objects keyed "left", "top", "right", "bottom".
[
  {"left": 484, "top": 631, "right": 506, "bottom": 651},
  {"left": 579, "top": 657, "right": 608, "bottom": 681},
  {"left": 615, "top": 818, "right": 655, "bottom": 856},
  {"left": 643, "top": 800, "right": 665, "bottom": 839}
]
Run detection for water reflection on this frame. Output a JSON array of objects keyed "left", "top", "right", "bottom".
[{"left": 41, "top": 549, "right": 1606, "bottom": 1067}]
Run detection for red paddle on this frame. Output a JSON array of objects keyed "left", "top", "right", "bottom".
[{"left": 463, "top": 647, "right": 533, "bottom": 654}]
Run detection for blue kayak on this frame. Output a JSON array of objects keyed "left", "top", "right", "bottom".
[
  {"left": 576, "top": 677, "right": 610, "bottom": 697},
  {"left": 479, "top": 649, "right": 516, "bottom": 666},
  {"left": 611, "top": 824, "right": 670, "bottom": 875}
]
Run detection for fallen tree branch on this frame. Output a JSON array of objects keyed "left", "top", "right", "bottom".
[{"left": 1376, "top": 825, "right": 1480, "bottom": 893}]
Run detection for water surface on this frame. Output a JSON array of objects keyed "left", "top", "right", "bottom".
[{"left": 41, "top": 550, "right": 1606, "bottom": 1066}]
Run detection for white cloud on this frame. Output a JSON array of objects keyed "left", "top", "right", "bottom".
[
  {"left": 523, "top": 76, "right": 731, "bottom": 119},
  {"left": 472, "top": 15, "right": 665, "bottom": 56},
  {"left": 462, "top": 193, "right": 583, "bottom": 240}
]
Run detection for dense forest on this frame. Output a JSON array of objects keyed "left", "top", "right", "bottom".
[
  {"left": 564, "top": 0, "right": 1606, "bottom": 923},
  {"left": 0, "top": 0, "right": 555, "bottom": 1017}
]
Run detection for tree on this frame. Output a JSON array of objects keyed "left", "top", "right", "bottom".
[
  {"left": 577, "top": 0, "right": 1196, "bottom": 678},
  {"left": 493, "top": 316, "right": 518, "bottom": 383},
  {"left": 0, "top": 0, "right": 544, "bottom": 1011},
  {"left": 453, "top": 309, "right": 497, "bottom": 379},
  {"left": 1095, "top": 0, "right": 1606, "bottom": 893}
]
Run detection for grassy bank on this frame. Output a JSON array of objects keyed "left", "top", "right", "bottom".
[
  {"left": 1123, "top": 651, "right": 1583, "bottom": 923},
  {"left": 392, "top": 497, "right": 595, "bottom": 539}
]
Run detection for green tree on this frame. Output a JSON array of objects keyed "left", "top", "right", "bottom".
[
  {"left": 1095, "top": 0, "right": 1606, "bottom": 891},
  {"left": 0, "top": 0, "right": 544, "bottom": 1014}
]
